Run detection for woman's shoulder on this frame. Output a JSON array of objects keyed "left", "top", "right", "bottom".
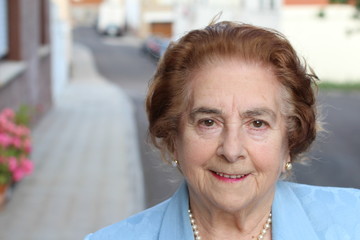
[
  {"left": 279, "top": 181, "right": 360, "bottom": 225},
  {"left": 85, "top": 199, "right": 171, "bottom": 240},
  {"left": 279, "top": 181, "right": 360, "bottom": 204},
  {"left": 275, "top": 181, "right": 360, "bottom": 238}
]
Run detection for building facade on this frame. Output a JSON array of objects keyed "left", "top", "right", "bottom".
[
  {"left": 70, "top": 0, "right": 103, "bottom": 26},
  {"left": 282, "top": 0, "right": 360, "bottom": 82},
  {"left": 0, "top": 0, "right": 52, "bottom": 123}
]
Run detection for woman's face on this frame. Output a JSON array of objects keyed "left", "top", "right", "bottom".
[{"left": 175, "top": 60, "right": 290, "bottom": 214}]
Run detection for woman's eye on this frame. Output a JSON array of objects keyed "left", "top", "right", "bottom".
[
  {"left": 200, "top": 119, "right": 215, "bottom": 127},
  {"left": 252, "top": 120, "right": 266, "bottom": 128}
]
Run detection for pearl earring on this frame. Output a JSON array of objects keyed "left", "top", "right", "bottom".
[
  {"left": 285, "top": 162, "right": 293, "bottom": 171},
  {"left": 172, "top": 160, "right": 178, "bottom": 167}
]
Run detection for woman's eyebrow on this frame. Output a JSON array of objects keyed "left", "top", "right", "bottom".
[
  {"left": 189, "top": 107, "right": 222, "bottom": 119},
  {"left": 189, "top": 107, "right": 277, "bottom": 121},
  {"left": 241, "top": 108, "right": 277, "bottom": 121}
]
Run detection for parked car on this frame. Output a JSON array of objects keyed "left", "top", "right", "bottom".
[
  {"left": 141, "top": 35, "right": 170, "bottom": 60},
  {"left": 96, "top": 1, "right": 125, "bottom": 36}
]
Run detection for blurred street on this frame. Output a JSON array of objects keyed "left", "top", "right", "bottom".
[
  {"left": 0, "top": 40, "right": 144, "bottom": 239},
  {"left": 73, "top": 27, "right": 183, "bottom": 209},
  {"left": 294, "top": 92, "right": 360, "bottom": 189}
]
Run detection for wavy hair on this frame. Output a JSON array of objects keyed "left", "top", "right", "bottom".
[{"left": 146, "top": 21, "right": 320, "bottom": 164}]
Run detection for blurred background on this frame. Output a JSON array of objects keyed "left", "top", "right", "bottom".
[{"left": 0, "top": 0, "right": 359, "bottom": 239}]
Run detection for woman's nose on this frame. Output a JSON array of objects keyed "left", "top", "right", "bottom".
[{"left": 217, "top": 127, "right": 246, "bottom": 163}]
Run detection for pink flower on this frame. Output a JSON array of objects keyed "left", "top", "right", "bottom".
[
  {"left": 8, "top": 157, "right": 18, "bottom": 171},
  {"left": 21, "top": 158, "right": 33, "bottom": 175},
  {"left": 17, "top": 126, "right": 30, "bottom": 137},
  {"left": 23, "top": 139, "right": 32, "bottom": 153},
  {"left": 0, "top": 116, "right": 7, "bottom": 127},
  {"left": 11, "top": 137, "right": 22, "bottom": 148},
  {"left": 0, "top": 133, "right": 11, "bottom": 147},
  {"left": 9, "top": 123, "right": 18, "bottom": 135},
  {"left": 0, "top": 107, "right": 34, "bottom": 182},
  {"left": 12, "top": 168, "right": 25, "bottom": 182},
  {"left": 1, "top": 108, "right": 15, "bottom": 119},
  {"left": 2, "top": 121, "right": 16, "bottom": 135}
]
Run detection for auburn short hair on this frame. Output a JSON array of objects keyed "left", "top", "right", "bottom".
[{"left": 146, "top": 21, "right": 320, "bottom": 164}]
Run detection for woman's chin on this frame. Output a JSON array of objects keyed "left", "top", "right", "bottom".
[{"left": 189, "top": 172, "right": 276, "bottom": 214}]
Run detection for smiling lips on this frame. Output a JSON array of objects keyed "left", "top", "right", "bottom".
[{"left": 211, "top": 171, "right": 249, "bottom": 182}]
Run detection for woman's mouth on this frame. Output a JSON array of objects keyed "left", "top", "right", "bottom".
[{"left": 211, "top": 171, "right": 249, "bottom": 182}]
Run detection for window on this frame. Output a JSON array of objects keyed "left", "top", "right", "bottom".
[{"left": 0, "top": 0, "right": 8, "bottom": 58}]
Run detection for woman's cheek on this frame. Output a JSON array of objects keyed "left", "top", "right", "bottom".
[
  {"left": 252, "top": 142, "right": 283, "bottom": 169},
  {"left": 182, "top": 132, "right": 218, "bottom": 161}
]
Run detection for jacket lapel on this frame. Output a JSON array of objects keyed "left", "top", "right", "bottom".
[
  {"left": 272, "top": 181, "right": 320, "bottom": 240},
  {"left": 158, "top": 182, "right": 194, "bottom": 240}
]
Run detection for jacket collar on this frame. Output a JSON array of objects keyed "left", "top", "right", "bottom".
[
  {"left": 272, "top": 181, "right": 320, "bottom": 240},
  {"left": 158, "top": 181, "right": 320, "bottom": 240},
  {"left": 158, "top": 182, "right": 194, "bottom": 239}
]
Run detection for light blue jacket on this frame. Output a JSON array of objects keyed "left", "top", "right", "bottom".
[{"left": 85, "top": 181, "right": 360, "bottom": 240}]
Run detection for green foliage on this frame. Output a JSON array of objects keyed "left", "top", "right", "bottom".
[
  {"left": 329, "top": 0, "right": 349, "bottom": 3},
  {"left": 318, "top": 8, "right": 326, "bottom": 18},
  {"left": 0, "top": 164, "right": 11, "bottom": 185},
  {"left": 319, "top": 82, "right": 360, "bottom": 91},
  {"left": 356, "top": 0, "right": 360, "bottom": 10},
  {"left": 14, "top": 105, "right": 32, "bottom": 127}
]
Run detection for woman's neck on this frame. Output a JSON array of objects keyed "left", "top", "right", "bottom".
[{"left": 188, "top": 190, "right": 274, "bottom": 240}]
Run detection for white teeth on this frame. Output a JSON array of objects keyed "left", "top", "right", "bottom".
[{"left": 215, "top": 172, "right": 245, "bottom": 179}]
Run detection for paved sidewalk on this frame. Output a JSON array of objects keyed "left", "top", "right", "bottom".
[{"left": 0, "top": 44, "right": 145, "bottom": 239}]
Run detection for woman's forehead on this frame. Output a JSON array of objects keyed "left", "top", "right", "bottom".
[{"left": 189, "top": 60, "right": 282, "bottom": 109}]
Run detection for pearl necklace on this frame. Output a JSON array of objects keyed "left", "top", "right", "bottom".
[{"left": 188, "top": 209, "right": 272, "bottom": 240}]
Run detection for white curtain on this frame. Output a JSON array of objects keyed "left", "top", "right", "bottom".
[{"left": 0, "top": 0, "right": 8, "bottom": 58}]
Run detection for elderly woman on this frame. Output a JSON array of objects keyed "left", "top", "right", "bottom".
[{"left": 86, "top": 21, "right": 360, "bottom": 240}]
